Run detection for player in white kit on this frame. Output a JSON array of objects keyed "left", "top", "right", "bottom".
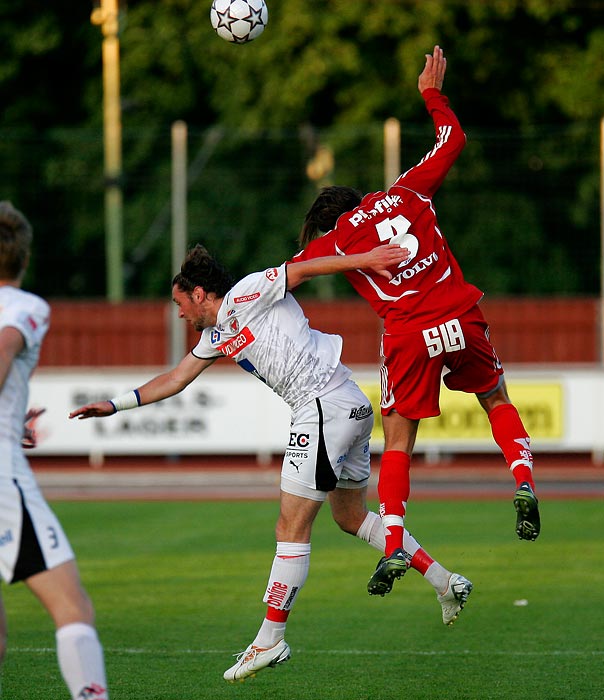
[
  {"left": 0, "top": 202, "right": 108, "bottom": 699},
  {"left": 70, "top": 243, "right": 473, "bottom": 681}
]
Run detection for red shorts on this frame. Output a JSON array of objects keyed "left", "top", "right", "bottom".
[{"left": 379, "top": 305, "right": 504, "bottom": 419}]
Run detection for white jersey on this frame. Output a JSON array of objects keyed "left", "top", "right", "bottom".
[
  {"left": 192, "top": 264, "right": 351, "bottom": 413},
  {"left": 0, "top": 286, "right": 49, "bottom": 474}
]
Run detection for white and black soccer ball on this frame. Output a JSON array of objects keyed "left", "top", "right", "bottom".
[{"left": 210, "top": 0, "right": 268, "bottom": 44}]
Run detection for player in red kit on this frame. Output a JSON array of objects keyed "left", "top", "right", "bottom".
[{"left": 293, "top": 45, "right": 540, "bottom": 597}]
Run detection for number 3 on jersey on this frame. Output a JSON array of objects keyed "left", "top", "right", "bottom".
[
  {"left": 375, "top": 214, "right": 418, "bottom": 266},
  {"left": 423, "top": 319, "right": 465, "bottom": 358},
  {"left": 375, "top": 214, "right": 412, "bottom": 244}
]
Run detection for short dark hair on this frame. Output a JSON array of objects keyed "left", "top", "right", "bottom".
[
  {"left": 0, "top": 201, "right": 32, "bottom": 280},
  {"left": 172, "top": 244, "right": 234, "bottom": 298},
  {"left": 299, "top": 186, "right": 362, "bottom": 248}
]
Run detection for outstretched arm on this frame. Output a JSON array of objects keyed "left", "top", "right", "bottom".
[
  {"left": 69, "top": 354, "right": 216, "bottom": 419},
  {"left": 286, "top": 243, "right": 409, "bottom": 290},
  {"left": 393, "top": 44, "right": 465, "bottom": 198}
]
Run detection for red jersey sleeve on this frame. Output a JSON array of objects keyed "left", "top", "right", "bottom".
[{"left": 392, "top": 88, "right": 466, "bottom": 199}]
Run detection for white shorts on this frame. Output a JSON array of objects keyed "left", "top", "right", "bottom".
[
  {"left": 280, "top": 379, "right": 374, "bottom": 502},
  {"left": 0, "top": 471, "right": 75, "bottom": 584}
]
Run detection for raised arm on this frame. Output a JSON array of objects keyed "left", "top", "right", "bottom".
[
  {"left": 393, "top": 45, "right": 466, "bottom": 198},
  {"left": 69, "top": 353, "right": 216, "bottom": 419},
  {"left": 286, "top": 243, "right": 409, "bottom": 290}
]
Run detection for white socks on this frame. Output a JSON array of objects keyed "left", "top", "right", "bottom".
[
  {"left": 356, "top": 511, "right": 422, "bottom": 557},
  {"left": 356, "top": 510, "right": 386, "bottom": 550},
  {"left": 424, "top": 562, "right": 451, "bottom": 595},
  {"left": 56, "top": 622, "right": 108, "bottom": 700},
  {"left": 253, "top": 542, "right": 311, "bottom": 648},
  {"left": 356, "top": 511, "right": 450, "bottom": 593},
  {"left": 253, "top": 618, "right": 287, "bottom": 649}
]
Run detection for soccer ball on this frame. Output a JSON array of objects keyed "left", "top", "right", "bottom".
[{"left": 210, "top": 0, "right": 268, "bottom": 44}]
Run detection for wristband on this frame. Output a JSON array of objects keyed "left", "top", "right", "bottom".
[{"left": 109, "top": 389, "right": 141, "bottom": 412}]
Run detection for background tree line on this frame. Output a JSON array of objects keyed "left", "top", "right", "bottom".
[{"left": 1, "top": 0, "right": 603, "bottom": 299}]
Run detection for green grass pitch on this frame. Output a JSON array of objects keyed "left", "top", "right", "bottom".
[{"left": 2, "top": 498, "right": 603, "bottom": 699}]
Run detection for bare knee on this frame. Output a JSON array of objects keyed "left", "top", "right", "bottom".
[
  {"left": 48, "top": 587, "right": 96, "bottom": 629},
  {"left": 477, "top": 381, "right": 511, "bottom": 414},
  {"left": 329, "top": 490, "right": 368, "bottom": 536}
]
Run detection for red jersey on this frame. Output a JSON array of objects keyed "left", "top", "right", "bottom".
[{"left": 292, "top": 88, "right": 483, "bottom": 333}]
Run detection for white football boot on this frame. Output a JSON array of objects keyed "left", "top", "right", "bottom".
[
  {"left": 223, "top": 639, "right": 291, "bottom": 682},
  {"left": 437, "top": 573, "right": 473, "bottom": 625}
]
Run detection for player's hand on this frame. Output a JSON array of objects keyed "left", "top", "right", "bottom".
[
  {"left": 362, "top": 244, "right": 410, "bottom": 279},
  {"left": 22, "top": 407, "right": 46, "bottom": 449},
  {"left": 418, "top": 45, "right": 446, "bottom": 93},
  {"left": 69, "top": 401, "right": 116, "bottom": 420}
]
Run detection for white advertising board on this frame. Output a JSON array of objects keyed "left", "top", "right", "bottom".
[{"left": 27, "top": 366, "right": 604, "bottom": 461}]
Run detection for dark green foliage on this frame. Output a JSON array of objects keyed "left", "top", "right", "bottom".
[{"left": 0, "top": 1, "right": 601, "bottom": 298}]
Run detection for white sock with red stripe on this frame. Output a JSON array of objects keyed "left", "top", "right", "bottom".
[{"left": 252, "top": 541, "right": 310, "bottom": 649}]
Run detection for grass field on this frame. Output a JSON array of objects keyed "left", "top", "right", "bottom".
[{"left": 2, "top": 498, "right": 603, "bottom": 699}]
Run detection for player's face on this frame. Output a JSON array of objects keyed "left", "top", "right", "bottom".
[{"left": 172, "top": 284, "right": 213, "bottom": 332}]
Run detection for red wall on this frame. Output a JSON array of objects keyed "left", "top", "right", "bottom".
[{"left": 39, "top": 297, "right": 601, "bottom": 367}]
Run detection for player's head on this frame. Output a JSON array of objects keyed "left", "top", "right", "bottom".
[
  {"left": 299, "top": 186, "right": 362, "bottom": 248},
  {"left": 0, "top": 201, "right": 33, "bottom": 281},
  {"left": 173, "top": 244, "right": 234, "bottom": 299}
]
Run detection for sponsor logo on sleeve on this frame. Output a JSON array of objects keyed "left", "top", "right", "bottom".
[
  {"left": 265, "top": 268, "right": 279, "bottom": 282},
  {"left": 218, "top": 327, "right": 255, "bottom": 356},
  {"left": 210, "top": 329, "right": 221, "bottom": 344},
  {"left": 234, "top": 292, "right": 260, "bottom": 304}
]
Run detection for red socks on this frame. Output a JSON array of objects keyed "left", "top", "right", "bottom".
[
  {"left": 378, "top": 450, "right": 411, "bottom": 556},
  {"left": 488, "top": 403, "right": 535, "bottom": 490},
  {"left": 409, "top": 548, "right": 434, "bottom": 575}
]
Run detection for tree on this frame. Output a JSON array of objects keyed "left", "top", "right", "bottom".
[{"left": 0, "top": 0, "right": 602, "bottom": 297}]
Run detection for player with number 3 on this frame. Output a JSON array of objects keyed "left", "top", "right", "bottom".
[{"left": 292, "top": 45, "right": 540, "bottom": 598}]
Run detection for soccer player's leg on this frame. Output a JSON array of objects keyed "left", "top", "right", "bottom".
[
  {"left": 225, "top": 447, "right": 324, "bottom": 683},
  {"left": 26, "top": 562, "right": 108, "bottom": 700},
  {"left": 224, "top": 531, "right": 314, "bottom": 681},
  {"left": 7, "top": 477, "right": 108, "bottom": 699},
  {"left": 368, "top": 408, "right": 419, "bottom": 596},
  {"left": 355, "top": 509, "right": 473, "bottom": 623},
  {"left": 482, "top": 390, "right": 540, "bottom": 540},
  {"left": 445, "top": 307, "right": 540, "bottom": 541},
  {"left": 371, "top": 333, "right": 443, "bottom": 594}
]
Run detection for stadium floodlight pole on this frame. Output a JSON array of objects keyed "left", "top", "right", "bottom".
[
  {"left": 384, "top": 117, "right": 401, "bottom": 189},
  {"left": 170, "top": 121, "right": 188, "bottom": 364},
  {"left": 91, "top": 0, "right": 124, "bottom": 302}
]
